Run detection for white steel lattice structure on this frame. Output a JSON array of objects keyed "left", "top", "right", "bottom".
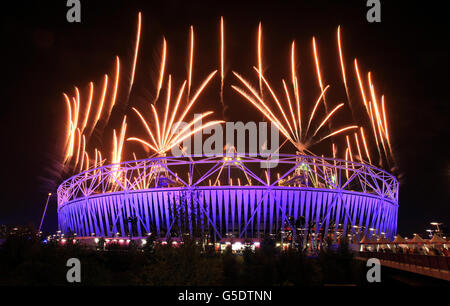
[{"left": 57, "top": 154, "right": 399, "bottom": 240}]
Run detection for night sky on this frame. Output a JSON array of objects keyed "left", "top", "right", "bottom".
[{"left": 1, "top": 0, "right": 448, "bottom": 237}]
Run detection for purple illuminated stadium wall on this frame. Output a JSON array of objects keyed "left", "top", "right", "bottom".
[{"left": 57, "top": 154, "right": 399, "bottom": 240}]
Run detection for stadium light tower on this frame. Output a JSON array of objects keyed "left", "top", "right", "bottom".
[{"left": 38, "top": 193, "right": 52, "bottom": 233}]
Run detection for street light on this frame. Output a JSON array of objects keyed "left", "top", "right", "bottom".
[{"left": 430, "top": 222, "right": 443, "bottom": 235}]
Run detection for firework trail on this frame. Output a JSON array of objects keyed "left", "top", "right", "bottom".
[
  {"left": 313, "top": 35, "right": 340, "bottom": 158},
  {"left": 188, "top": 26, "right": 194, "bottom": 100},
  {"left": 353, "top": 58, "right": 394, "bottom": 166},
  {"left": 345, "top": 148, "right": 349, "bottom": 179},
  {"left": 381, "top": 95, "right": 394, "bottom": 158},
  {"left": 93, "top": 75, "right": 109, "bottom": 132},
  {"left": 354, "top": 59, "right": 368, "bottom": 112},
  {"left": 337, "top": 25, "right": 355, "bottom": 121},
  {"left": 111, "top": 116, "right": 127, "bottom": 183},
  {"left": 112, "top": 116, "right": 127, "bottom": 166},
  {"left": 105, "top": 56, "right": 120, "bottom": 123},
  {"left": 257, "top": 22, "right": 263, "bottom": 98},
  {"left": 129, "top": 12, "right": 141, "bottom": 95},
  {"left": 62, "top": 55, "right": 124, "bottom": 169},
  {"left": 63, "top": 94, "right": 73, "bottom": 159},
  {"left": 291, "top": 41, "right": 302, "bottom": 138},
  {"left": 73, "top": 128, "right": 81, "bottom": 169},
  {"left": 312, "top": 37, "right": 328, "bottom": 114},
  {"left": 78, "top": 134, "right": 86, "bottom": 172},
  {"left": 360, "top": 127, "right": 372, "bottom": 164},
  {"left": 155, "top": 38, "right": 167, "bottom": 104},
  {"left": 368, "top": 73, "right": 387, "bottom": 154},
  {"left": 353, "top": 132, "right": 363, "bottom": 162},
  {"left": 82, "top": 152, "right": 89, "bottom": 172},
  {"left": 346, "top": 135, "right": 355, "bottom": 169},
  {"left": 80, "top": 82, "right": 94, "bottom": 133},
  {"left": 220, "top": 16, "right": 225, "bottom": 108},
  {"left": 60, "top": 14, "right": 395, "bottom": 178}
]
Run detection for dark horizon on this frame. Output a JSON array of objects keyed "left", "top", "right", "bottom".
[{"left": 0, "top": 0, "right": 448, "bottom": 237}]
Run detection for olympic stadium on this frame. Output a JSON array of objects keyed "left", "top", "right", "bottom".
[{"left": 57, "top": 153, "right": 399, "bottom": 244}]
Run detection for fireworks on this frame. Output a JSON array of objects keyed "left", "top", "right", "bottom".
[
  {"left": 188, "top": 26, "right": 194, "bottom": 99},
  {"left": 60, "top": 14, "right": 395, "bottom": 179},
  {"left": 63, "top": 67, "right": 115, "bottom": 170},
  {"left": 354, "top": 60, "right": 394, "bottom": 166},
  {"left": 257, "top": 22, "right": 263, "bottom": 98},
  {"left": 220, "top": 17, "right": 225, "bottom": 106},
  {"left": 232, "top": 24, "right": 393, "bottom": 168},
  {"left": 155, "top": 37, "right": 167, "bottom": 103},
  {"left": 62, "top": 12, "right": 222, "bottom": 171},
  {"left": 128, "top": 72, "right": 223, "bottom": 155},
  {"left": 232, "top": 64, "right": 357, "bottom": 153},
  {"left": 112, "top": 116, "right": 127, "bottom": 166},
  {"left": 129, "top": 12, "right": 141, "bottom": 94},
  {"left": 107, "top": 57, "right": 121, "bottom": 121},
  {"left": 338, "top": 26, "right": 352, "bottom": 113}
]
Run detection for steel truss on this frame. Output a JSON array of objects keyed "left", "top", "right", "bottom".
[{"left": 57, "top": 154, "right": 399, "bottom": 240}]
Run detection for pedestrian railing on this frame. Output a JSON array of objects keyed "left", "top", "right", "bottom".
[{"left": 357, "top": 251, "right": 450, "bottom": 281}]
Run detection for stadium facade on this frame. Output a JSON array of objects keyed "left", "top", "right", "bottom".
[{"left": 57, "top": 154, "right": 399, "bottom": 242}]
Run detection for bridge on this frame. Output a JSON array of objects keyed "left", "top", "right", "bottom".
[{"left": 357, "top": 251, "right": 450, "bottom": 281}]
